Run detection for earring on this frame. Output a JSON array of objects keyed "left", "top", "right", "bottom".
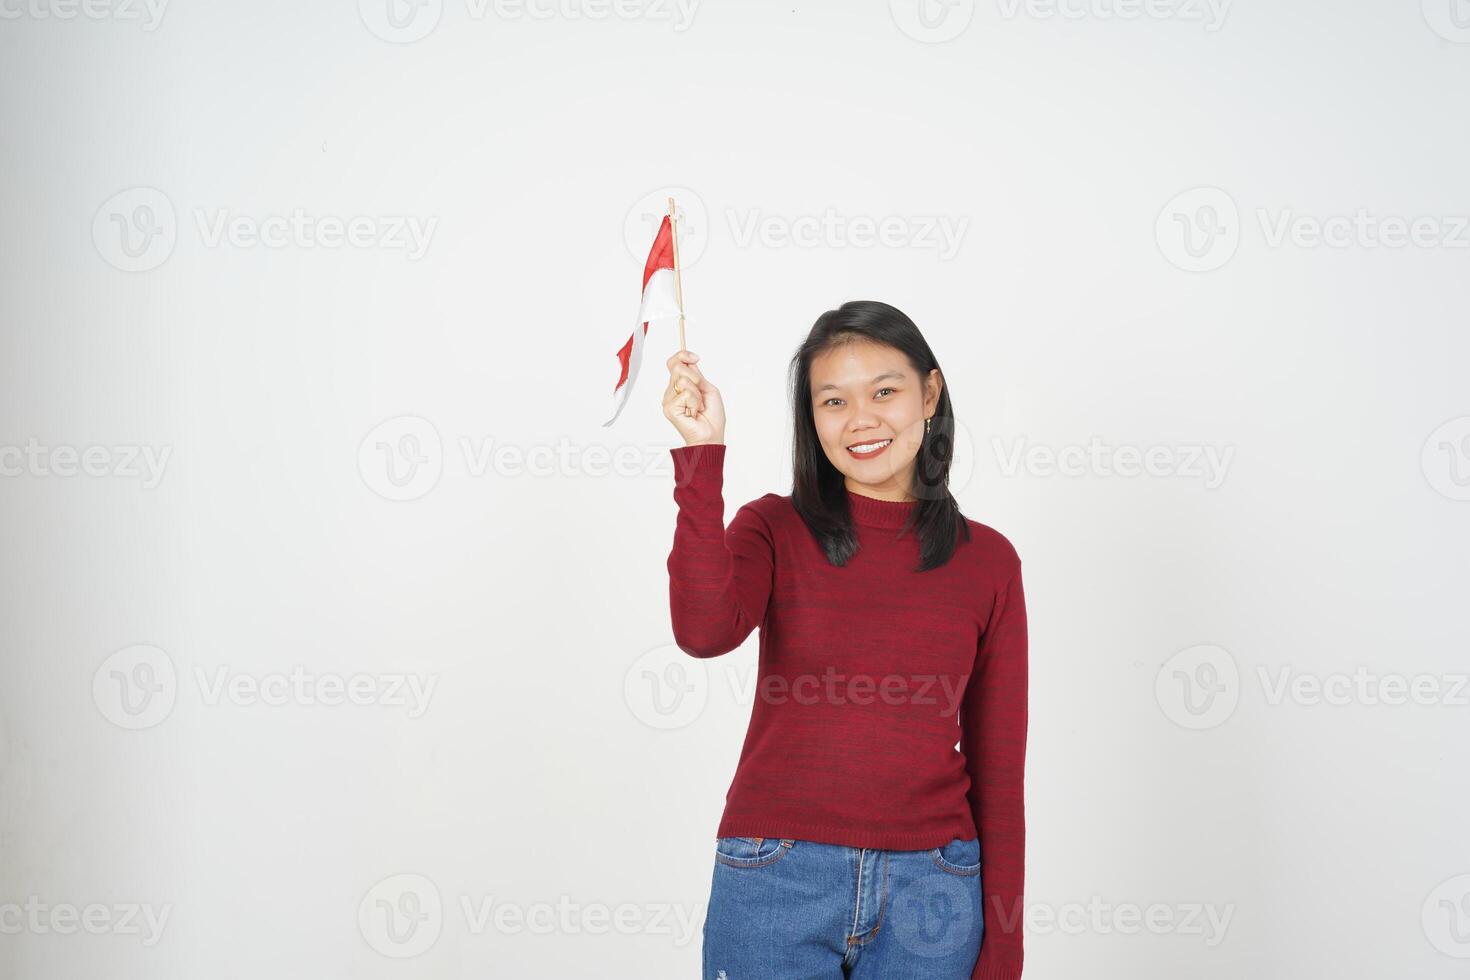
[{"left": 925, "top": 416, "right": 931, "bottom": 435}]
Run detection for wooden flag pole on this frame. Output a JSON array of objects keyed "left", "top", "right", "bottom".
[{"left": 667, "top": 196, "right": 687, "bottom": 351}]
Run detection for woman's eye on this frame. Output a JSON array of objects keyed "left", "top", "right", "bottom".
[{"left": 875, "top": 388, "right": 895, "bottom": 398}]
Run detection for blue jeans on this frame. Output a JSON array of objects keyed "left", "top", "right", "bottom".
[{"left": 702, "top": 835, "right": 983, "bottom": 979}]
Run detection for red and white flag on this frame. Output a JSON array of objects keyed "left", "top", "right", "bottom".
[{"left": 603, "top": 214, "right": 681, "bottom": 426}]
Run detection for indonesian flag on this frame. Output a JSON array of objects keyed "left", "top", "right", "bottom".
[{"left": 603, "top": 214, "right": 681, "bottom": 426}]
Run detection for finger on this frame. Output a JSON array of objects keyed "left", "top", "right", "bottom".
[
  {"left": 666, "top": 361, "right": 705, "bottom": 389},
  {"left": 673, "top": 381, "right": 705, "bottom": 417},
  {"left": 667, "top": 365, "right": 704, "bottom": 396}
]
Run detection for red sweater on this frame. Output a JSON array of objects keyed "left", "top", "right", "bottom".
[{"left": 667, "top": 443, "right": 1028, "bottom": 980}]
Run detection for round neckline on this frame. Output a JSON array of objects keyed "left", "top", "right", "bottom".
[{"left": 844, "top": 487, "right": 919, "bottom": 529}]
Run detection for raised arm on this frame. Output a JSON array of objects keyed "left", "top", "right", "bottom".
[
  {"left": 667, "top": 443, "right": 775, "bottom": 658},
  {"left": 961, "top": 559, "right": 1029, "bottom": 980}
]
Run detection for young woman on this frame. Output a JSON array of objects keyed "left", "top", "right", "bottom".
[{"left": 662, "top": 300, "right": 1028, "bottom": 980}]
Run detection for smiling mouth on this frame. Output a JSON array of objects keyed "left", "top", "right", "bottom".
[{"left": 846, "top": 438, "right": 893, "bottom": 458}]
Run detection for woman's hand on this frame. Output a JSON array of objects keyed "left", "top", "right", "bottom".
[{"left": 662, "top": 349, "right": 726, "bottom": 446}]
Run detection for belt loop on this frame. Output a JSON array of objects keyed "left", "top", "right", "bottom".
[{"left": 754, "top": 837, "right": 763, "bottom": 847}]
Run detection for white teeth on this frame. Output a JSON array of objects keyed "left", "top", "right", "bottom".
[{"left": 848, "top": 439, "right": 892, "bottom": 454}]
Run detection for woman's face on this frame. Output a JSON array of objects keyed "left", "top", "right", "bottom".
[{"left": 809, "top": 340, "right": 941, "bottom": 501}]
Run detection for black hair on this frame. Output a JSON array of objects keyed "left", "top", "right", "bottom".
[{"left": 788, "top": 300, "right": 971, "bottom": 571}]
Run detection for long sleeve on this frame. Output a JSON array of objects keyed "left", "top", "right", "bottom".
[
  {"left": 961, "top": 561, "right": 1029, "bottom": 980},
  {"left": 667, "top": 443, "right": 775, "bottom": 658}
]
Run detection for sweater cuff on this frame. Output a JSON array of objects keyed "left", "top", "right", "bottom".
[
  {"left": 971, "top": 955, "right": 1023, "bottom": 980},
  {"left": 670, "top": 442, "right": 726, "bottom": 490}
]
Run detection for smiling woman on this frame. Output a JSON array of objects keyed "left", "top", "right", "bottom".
[{"left": 661, "top": 300, "right": 1029, "bottom": 980}]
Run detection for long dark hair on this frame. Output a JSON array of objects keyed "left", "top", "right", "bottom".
[{"left": 789, "top": 300, "right": 971, "bottom": 571}]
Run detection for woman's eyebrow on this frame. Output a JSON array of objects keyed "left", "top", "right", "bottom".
[{"left": 814, "top": 371, "right": 906, "bottom": 393}]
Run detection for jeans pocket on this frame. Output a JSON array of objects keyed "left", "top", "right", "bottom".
[
  {"left": 930, "top": 836, "right": 981, "bottom": 876},
  {"left": 714, "top": 836, "right": 796, "bottom": 868}
]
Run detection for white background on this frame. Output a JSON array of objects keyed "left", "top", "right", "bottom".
[{"left": 2, "top": 1, "right": 1469, "bottom": 977}]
